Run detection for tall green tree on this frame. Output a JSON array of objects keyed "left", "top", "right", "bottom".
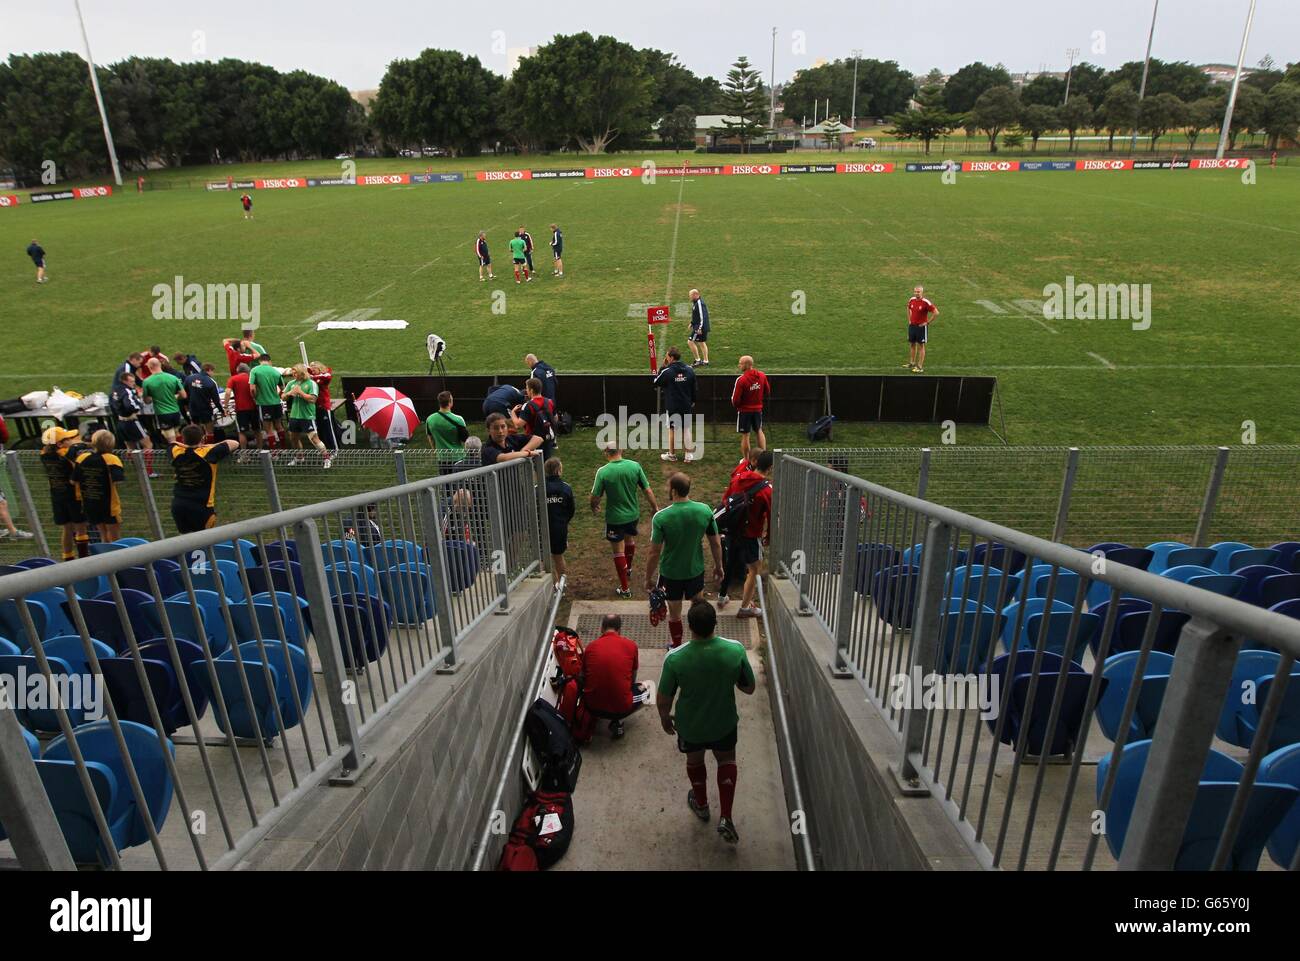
[
  {"left": 1021, "top": 75, "right": 1065, "bottom": 107},
  {"left": 1262, "top": 83, "right": 1300, "bottom": 150},
  {"left": 718, "top": 55, "right": 768, "bottom": 151},
  {"left": 1058, "top": 97, "right": 1094, "bottom": 150},
  {"left": 1183, "top": 96, "right": 1223, "bottom": 150},
  {"left": 1019, "top": 103, "right": 1059, "bottom": 151},
  {"left": 1227, "top": 83, "right": 1266, "bottom": 149},
  {"left": 886, "top": 83, "right": 958, "bottom": 154},
  {"left": 1097, "top": 81, "right": 1139, "bottom": 151},
  {"left": 943, "top": 62, "right": 1012, "bottom": 113},
  {"left": 970, "top": 84, "right": 1019, "bottom": 152},
  {"left": 1138, "top": 92, "right": 1186, "bottom": 150},
  {"left": 657, "top": 104, "right": 696, "bottom": 149},
  {"left": 0, "top": 52, "right": 104, "bottom": 182},
  {"left": 372, "top": 50, "right": 500, "bottom": 156},
  {"left": 1110, "top": 59, "right": 1210, "bottom": 102},
  {"left": 641, "top": 49, "right": 717, "bottom": 119}
]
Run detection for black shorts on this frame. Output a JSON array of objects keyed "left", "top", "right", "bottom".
[
  {"left": 157, "top": 412, "right": 183, "bottom": 429},
  {"left": 118, "top": 419, "right": 148, "bottom": 444},
  {"left": 258, "top": 404, "right": 283, "bottom": 422},
  {"left": 82, "top": 501, "right": 119, "bottom": 526},
  {"left": 665, "top": 406, "right": 693, "bottom": 422},
  {"left": 479, "top": 255, "right": 491, "bottom": 266},
  {"left": 729, "top": 535, "right": 761, "bottom": 566},
  {"left": 236, "top": 409, "right": 259, "bottom": 433},
  {"left": 171, "top": 500, "right": 215, "bottom": 534},
  {"left": 605, "top": 520, "right": 638, "bottom": 542},
  {"left": 689, "top": 328, "right": 707, "bottom": 343},
  {"left": 552, "top": 247, "right": 562, "bottom": 259},
  {"left": 51, "top": 495, "right": 84, "bottom": 526},
  {"left": 549, "top": 528, "right": 569, "bottom": 555},
  {"left": 736, "top": 411, "right": 763, "bottom": 434},
  {"left": 678, "top": 727, "right": 738, "bottom": 754},
  {"left": 287, "top": 417, "right": 315, "bottom": 434},
  {"left": 660, "top": 573, "right": 705, "bottom": 602},
  {"left": 908, "top": 323, "right": 928, "bottom": 345},
  {"left": 513, "top": 257, "right": 527, "bottom": 266}
]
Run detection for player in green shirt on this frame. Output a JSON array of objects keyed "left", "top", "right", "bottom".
[
  {"left": 248, "top": 354, "right": 285, "bottom": 448},
  {"left": 282, "top": 364, "right": 331, "bottom": 469},
  {"left": 140, "top": 358, "right": 187, "bottom": 441},
  {"left": 509, "top": 233, "right": 531, "bottom": 284},
  {"left": 425, "top": 390, "right": 468, "bottom": 470},
  {"left": 658, "top": 599, "right": 755, "bottom": 845},
  {"left": 590, "top": 446, "right": 659, "bottom": 598},
  {"left": 645, "top": 472, "right": 723, "bottom": 649}
]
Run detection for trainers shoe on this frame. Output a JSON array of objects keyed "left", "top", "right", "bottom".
[
  {"left": 683, "top": 453, "right": 694, "bottom": 463},
  {"left": 701, "top": 361, "right": 709, "bottom": 366},
  {"left": 610, "top": 719, "right": 625, "bottom": 739},
  {"left": 717, "top": 817, "right": 739, "bottom": 844},
  {"left": 690, "top": 360, "right": 701, "bottom": 368},
  {"left": 687, "top": 788, "right": 711, "bottom": 822},
  {"left": 901, "top": 362, "right": 914, "bottom": 370},
  {"left": 717, "top": 594, "right": 730, "bottom": 610},
  {"left": 660, "top": 452, "right": 677, "bottom": 462},
  {"left": 322, "top": 457, "right": 333, "bottom": 469},
  {"left": 916, "top": 367, "right": 924, "bottom": 373},
  {"left": 615, "top": 587, "right": 632, "bottom": 599},
  {"left": 287, "top": 458, "right": 300, "bottom": 467},
  {"left": 737, "top": 606, "right": 762, "bottom": 618},
  {"left": 526, "top": 276, "right": 532, "bottom": 283},
  {"left": 13, "top": 530, "right": 34, "bottom": 540},
  {"left": 147, "top": 471, "right": 161, "bottom": 479}
]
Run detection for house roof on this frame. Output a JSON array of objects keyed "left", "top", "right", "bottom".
[{"left": 694, "top": 114, "right": 745, "bottom": 130}]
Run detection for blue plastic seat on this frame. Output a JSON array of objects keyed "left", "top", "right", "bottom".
[
  {"left": 1146, "top": 541, "right": 1189, "bottom": 574},
  {"left": 26, "top": 589, "right": 78, "bottom": 639},
  {"left": 937, "top": 601, "right": 998, "bottom": 673},
  {"left": 185, "top": 558, "right": 244, "bottom": 604},
  {"left": 969, "top": 542, "right": 1027, "bottom": 576},
  {"left": 0, "top": 564, "right": 27, "bottom": 577},
  {"left": 39, "top": 635, "right": 115, "bottom": 672},
  {"left": 0, "top": 728, "right": 44, "bottom": 841},
  {"left": 1161, "top": 564, "right": 1216, "bottom": 584},
  {"left": 1233, "top": 565, "right": 1291, "bottom": 606},
  {"left": 986, "top": 651, "right": 1098, "bottom": 756},
  {"left": 365, "top": 538, "right": 426, "bottom": 570},
  {"left": 444, "top": 539, "right": 480, "bottom": 593},
  {"left": 1114, "top": 609, "right": 1191, "bottom": 655},
  {"left": 100, "top": 655, "right": 186, "bottom": 733},
  {"left": 1096, "top": 739, "right": 1298, "bottom": 870},
  {"left": 0, "top": 637, "right": 19, "bottom": 657},
  {"left": 137, "top": 638, "right": 208, "bottom": 721},
  {"left": 0, "top": 597, "right": 51, "bottom": 645},
  {"left": 1097, "top": 651, "right": 1176, "bottom": 742},
  {"left": 377, "top": 563, "right": 437, "bottom": 626},
  {"left": 32, "top": 760, "right": 120, "bottom": 864},
  {"left": 62, "top": 598, "right": 130, "bottom": 654},
  {"left": 1082, "top": 546, "right": 1155, "bottom": 610},
  {"left": 1187, "top": 574, "right": 1246, "bottom": 598},
  {"left": 1260, "top": 575, "right": 1300, "bottom": 610},
  {"left": 249, "top": 591, "right": 310, "bottom": 645},
  {"left": 0, "top": 653, "right": 79, "bottom": 730},
  {"left": 948, "top": 564, "right": 1007, "bottom": 606},
  {"left": 1226, "top": 548, "right": 1281, "bottom": 573},
  {"left": 72, "top": 574, "right": 109, "bottom": 599},
  {"left": 1085, "top": 541, "right": 1130, "bottom": 555},
  {"left": 1018, "top": 610, "right": 1101, "bottom": 659},
  {"left": 13, "top": 556, "right": 57, "bottom": 569},
  {"left": 1208, "top": 542, "right": 1252, "bottom": 574},
  {"left": 116, "top": 537, "right": 149, "bottom": 548},
  {"left": 1232, "top": 671, "right": 1300, "bottom": 752},
  {"left": 332, "top": 595, "right": 392, "bottom": 669},
  {"left": 1259, "top": 743, "right": 1300, "bottom": 868},
  {"left": 1166, "top": 548, "right": 1217, "bottom": 570},
  {"left": 246, "top": 561, "right": 306, "bottom": 600},
  {"left": 1268, "top": 542, "right": 1300, "bottom": 571},
  {"left": 869, "top": 565, "right": 920, "bottom": 629},
  {"left": 256, "top": 539, "right": 299, "bottom": 567},
  {"left": 42, "top": 719, "right": 175, "bottom": 865},
  {"left": 852, "top": 543, "right": 900, "bottom": 595},
  {"left": 213, "top": 539, "right": 257, "bottom": 569},
  {"left": 89, "top": 541, "right": 131, "bottom": 556},
  {"left": 193, "top": 640, "right": 313, "bottom": 742},
  {"left": 163, "top": 589, "right": 229, "bottom": 656},
  {"left": 141, "top": 599, "right": 211, "bottom": 648},
  {"left": 323, "top": 539, "right": 361, "bottom": 565},
  {"left": 1086, "top": 598, "right": 1153, "bottom": 657},
  {"left": 900, "top": 542, "right": 968, "bottom": 568},
  {"left": 117, "top": 561, "right": 182, "bottom": 599},
  {"left": 1218, "top": 650, "right": 1283, "bottom": 746},
  {"left": 93, "top": 588, "right": 154, "bottom": 642},
  {"left": 998, "top": 597, "right": 1073, "bottom": 652},
  {"left": 228, "top": 599, "right": 304, "bottom": 648}
]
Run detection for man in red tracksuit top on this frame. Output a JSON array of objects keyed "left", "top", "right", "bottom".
[
  {"left": 581, "top": 613, "right": 648, "bottom": 739},
  {"left": 731, "top": 355, "right": 770, "bottom": 459},
  {"left": 717, "top": 450, "right": 773, "bottom": 617}
]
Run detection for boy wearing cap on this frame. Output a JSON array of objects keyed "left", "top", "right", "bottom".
[
  {"left": 39, "top": 427, "right": 91, "bottom": 559},
  {"left": 72, "top": 430, "right": 126, "bottom": 543}
]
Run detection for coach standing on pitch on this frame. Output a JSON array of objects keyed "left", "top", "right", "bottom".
[
  {"left": 731, "top": 356, "right": 770, "bottom": 459},
  {"left": 906, "top": 285, "right": 939, "bottom": 373},
  {"left": 26, "top": 239, "right": 47, "bottom": 284},
  {"left": 549, "top": 223, "right": 564, "bottom": 277},
  {"left": 654, "top": 346, "right": 697, "bottom": 463},
  {"left": 688, "top": 289, "right": 710, "bottom": 367}
]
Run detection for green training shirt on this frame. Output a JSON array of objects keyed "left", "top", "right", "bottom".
[
  {"left": 286, "top": 378, "right": 317, "bottom": 420},
  {"left": 509, "top": 236, "right": 527, "bottom": 260},
  {"left": 249, "top": 364, "right": 284, "bottom": 406},
  {"left": 591, "top": 458, "right": 649, "bottom": 525},
  {"left": 651, "top": 499, "right": 717, "bottom": 580},
  {"left": 659, "top": 635, "right": 755, "bottom": 743},
  {"left": 141, "top": 372, "right": 184, "bottom": 415},
  {"left": 426, "top": 410, "right": 467, "bottom": 451}
]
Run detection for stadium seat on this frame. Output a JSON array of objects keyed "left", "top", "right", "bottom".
[
  {"left": 852, "top": 543, "right": 900, "bottom": 595},
  {"left": 13, "top": 557, "right": 57, "bottom": 569},
  {"left": 99, "top": 655, "right": 186, "bottom": 734},
  {"left": 1225, "top": 548, "right": 1281, "bottom": 573},
  {"left": 1096, "top": 739, "right": 1298, "bottom": 870},
  {"left": 1018, "top": 610, "right": 1101, "bottom": 659},
  {"left": 1208, "top": 542, "right": 1253, "bottom": 575},
  {"left": 141, "top": 599, "right": 211, "bottom": 649},
  {"left": 443, "top": 539, "right": 480, "bottom": 594},
  {"left": 325, "top": 561, "right": 380, "bottom": 599},
  {"left": 870, "top": 565, "right": 920, "bottom": 629},
  {"left": 969, "top": 542, "right": 1027, "bottom": 576},
  {"left": 1161, "top": 564, "right": 1216, "bottom": 584},
  {"left": 1086, "top": 598, "right": 1153, "bottom": 657},
  {"left": 1187, "top": 574, "right": 1246, "bottom": 598},
  {"left": 1165, "top": 548, "right": 1217, "bottom": 570},
  {"left": 1027, "top": 569, "right": 1085, "bottom": 607},
  {"left": 365, "top": 538, "right": 426, "bottom": 570},
  {"left": 331, "top": 595, "right": 392, "bottom": 669},
  {"left": 1145, "top": 541, "right": 1190, "bottom": 574},
  {"left": 116, "top": 538, "right": 150, "bottom": 548},
  {"left": 249, "top": 591, "right": 310, "bottom": 645},
  {"left": 38, "top": 635, "right": 115, "bottom": 673},
  {"left": 0, "top": 637, "right": 19, "bottom": 657},
  {"left": 66, "top": 598, "right": 132, "bottom": 654},
  {"left": 1115, "top": 609, "right": 1191, "bottom": 655},
  {"left": 194, "top": 640, "right": 313, "bottom": 742},
  {"left": 0, "top": 565, "right": 26, "bottom": 577},
  {"left": 998, "top": 597, "right": 1074, "bottom": 652},
  {"left": 1218, "top": 650, "right": 1284, "bottom": 745},
  {"left": 900, "top": 542, "right": 968, "bottom": 568},
  {"left": 137, "top": 638, "right": 208, "bottom": 721},
  {"left": 936, "top": 601, "right": 999, "bottom": 673},
  {"left": 1082, "top": 547, "right": 1154, "bottom": 610},
  {"left": 986, "top": 651, "right": 1097, "bottom": 757},
  {"left": 1085, "top": 542, "right": 1130, "bottom": 555},
  {"left": 213, "top": 539, "right": 258, "bottom": 569},
  {"left": 26, "top": 589, "right": 78, "bottom": 639},
  {"left": 1260, "top": 575, "right": 1300, "bottom": 610},
  {"left": 0, "top": 597, "right": 51, "bottom": 646},
  {"left": 161, "top": 589, "right": 229, "bottom": 656},
  {"left": 323, "top": 539, "right": 361, "bottom": 565},
  {"left": 0, "top": 727, "right": 45, "bottom": 842},
  {"left": 1267, "top": 542, "right": 1300, "bottom": 571},
  {"left": 1259, "top": 744, "right": 1300, "bottom": 869},
  {"left": 0, "top": 653, "right": 77, "bottom": 730},
  {"left": 1232, "top": 565, "right": 1291, "bottom": 607},
  {"left": 117, "top": 561, "right": 182, "bottom": 599},
  {"left": 1232, "top": 671, "right": 1300, "bottom": 753},
  {"left": 41, "top": 719, "right": 175, "bottom": 865},
  {"left": 89, "top": 541, "right": 129, "bottom": 556},
  {"left": 948, "top": 564, "right": 1007, "bottom": 605},
  {"left": 92, "top": 588, "right": 154, "bottom": 640},
  {"left": 72, "top": 574, "right": 109, "bottom": 599},
  {"left": 377, "top": 563, "right": 437, "bottom": 626},
  {"left": 185, "top": 558, "right": 244, "bottom": 604},
  {"left": 256, "top": 539, "right": 299, "bottom": 567},
  {"left": 1096, "top": 650, "right": 1176, "bottom": 742}
]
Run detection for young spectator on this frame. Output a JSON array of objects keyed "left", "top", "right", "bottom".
[
  {"left": 481, "top": 412, "right": 540, "bottom": 466},
  {"left": 582, "top": 614, "right": 648, "bottom": 739},
  {"left": 658, "top": 599, "right": 755, "bottom": 845},
  {"left": 225, "top": 362, "right": 259, "bottom": 453},
  {"left": 140, "top": 358, "right": 187, "bottom": 443},
  {"left": 731, "top": 355, "right": 770, "bottom": 459},
  {"left": 170, "top": 424, "right": 238, "bottom": 533},
  {"left": 110, "top": 371, "right": 158, "bottom": 477},
  {"left": 717, "top": 450, "right": 773, "bottom": 617},
  {"left": 653, "top": 346, "right": 697, "bottom": 462},
  {"left": 544, "top": 457, "right": 574, "bottom": 587},
  {"left": 39, "top": 427, "right": 91, "bottom": 559},
  {"left": 644, "top": 472, "right": 723, "bottom": 649},
  {"left": 72, "top": 430, "right": 126, "bottom": 543},
  {"left": 283, "top": 365, "right": 332, "bottom": 468},
  {"left": 248, "top": 354, "right": 285, "bottom": 448},
  {"left": 590, "top": 446, "right": 659, "bottom": 598}
]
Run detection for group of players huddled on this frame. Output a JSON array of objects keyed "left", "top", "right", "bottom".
[{"left": 475, "top": 224, "right": 563, "bottom": 283}]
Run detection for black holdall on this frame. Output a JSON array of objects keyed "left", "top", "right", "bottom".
[
  {"left": 525, "top": 698, "right": 582, "bottom": 793},
  {"left": 807, "top": 414, "right": 835, "bottom": 442}
]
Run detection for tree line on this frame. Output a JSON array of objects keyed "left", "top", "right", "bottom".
[{"left": 888, "top": 58, "right": 1300, "bottom": 154}]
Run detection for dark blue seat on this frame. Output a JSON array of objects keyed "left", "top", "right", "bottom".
[
  {"left": 1166, "top": 548, "right": 1217, "bottom": 570},
  {"left": 117, "top": 561, "right": 182, "bottom": 599},
  {"left": 1268, "top": 542, "right": 1300, "bottom": 571},
  {"left": 93, "top": 588, "right": 154, "bottom": 643},
  {"left": 1161, "top": 564, "right": 1216, "bottom": 584},
  {"left": 1233, "top": 565, "right": 1291, "bottom": 606},
  {"left": 852, "top": 543, "right": 900, "bottom": 595},
  {"left": 13, "top": 556, "right": 57, "bottom": 569},
  {"left": 1097, "top": 651, "right": 1175, "bottom": 742},
  {"left": 1233, "top": 671, "right": 1300, "bottom": 752},
  {"left": 245, "top": 561, "right": 306, "bottom": 601},
  {"left": 1260, "top": 575, "right": 1300, "bottom": 609},
  {"left": 937, "top": 601, "right": 998, "bottom": 673},
  {"left": 41, "top": 719, "right": 175, "bottom": 865},
  {"left": 141, "top": 599, "right": 211, "bottom": 648},
  {"left": 0, "top": 564, "right": 29, "bottom": 577},
  {"left": 0, "top": 654, "right": 77, "bottom": 730},
  {"left": 193, "top": 640, "right": 312, "bottom": 742},
  {"left": 1086, "top": 598, "right": 1153, "bottom": 657},
  {"left": 378, "top": 563, "right": 437, "bottom": 626},
  {"left": 137, "top": 638, "right": 209, "bottom": 722},
  {"left": 997, "top": 597, "right": 1073, "bottom": 652},
  {"left": 331, "top": 595, "right": 392, "bottom": 668},
  {"left": 1082, "top": 546, "right": 1155, "bottom": 610},
  {"left": 970, "top": 542, "right": 1027, "bottom": 576},
  {"left": 1227, "top": 548, "right": 1281, "bottom": 573},
  {"left": 255, "top": 539, "right": 299, "bottom": 567},
  {"left": 900, "top": 542, "right": 968, "bottom": 568},
  {"left": 1218, "top": 650, "right": 1283, "bottom": 746},
  {"left": 444, "top": 539, "right": 480, "bottom": 593},
  {"left": 1259, "top": 743, "right": 1300, "bottom": 869},
  {"left": 869, "top": 565, "right": 919, "bottom": 628},
  {"left": 63, "top": 598, "right": 131, "bottom": 654},
  {"left": 1096, "top": 739, "right": 1298, "bottom": 870},
  {"left": 1115, "top": 609, "right": 1191, "bottom": 655},
  {"left": 1187, "top": 573, "right": 1246, "bottom": 598},
  {"left": 0, "top": 598, "right": 50, "bottom": 647},
  {"left": 986, "top": 651, "right": 1098, "bottom": 756},
  {"left": 100, "top": 655, "right": 186, "bottom": 733},
  {"left": 1019, "top": 610, "right": 1101, "bottom": 659},
  {"left": 365, "top": 538, "right": 426, "bottom": 570},
  {"left": 0, "top": 637, "right": 19, "bottom": 657},
  {"left": 213, "top": 539, "right": 257, "bottom": 569}
]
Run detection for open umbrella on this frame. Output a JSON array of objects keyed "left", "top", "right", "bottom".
[{"left": 355, "top": 386, "right": 419, "bottom": 442}]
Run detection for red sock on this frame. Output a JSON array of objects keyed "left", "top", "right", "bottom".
[
  {"left": 624, "top": 543, "right": 636, "bottom": 568},
  {"left": 613, "top": 554, "right": 629, "bottom": 591},
  {"left": 143, "top": 448, "right": 155, "bottom": 472},
  {"left": 687, "top": 762, "right": 708, "bottom": 807},
  {"left": 718, "top": 762, "right": 737, "bottom": 819},
  {"left": 669, "top": 619, "right": 683, "bottom": 648}
]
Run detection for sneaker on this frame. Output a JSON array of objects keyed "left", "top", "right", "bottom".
[
  {"left": 901, "top": 362, "right": 914, "bottom": 370},
  {"left": 526, "top": 276, "right": 532, "bottom": 283},
  {"left": 287, "top": 458, "right": 300, "bottom": 467},
  {"left": 480, "top": 277, "right": 486, "bottom": 282},
  {"left": 516, "top": 279, "right": 521, "bottom": 284},
  {"left": 322, "top": 457, "right": 332, "bottom": 469},
  {"left": 13, "top": 530, "right": 34, "bottom": 540},
  {"left": 556, "top": 272, "right": 563, "bottom": 277},
  {"left": 717, "top": 594, "right": 730, "bottom": 610},
  {"left": 737, "top": 606, "right": 762, "bottom": 618},
  {"left": 683, "top": 453, "right": 694, "bottom": 463},
  {"left": 615, "top": 587, "right": 632, "bottom": 599},
  {"left": 147, "top": 471, "right": 160, "bottom": 479},
  {"left": 660, "top": 452, "right": 677, "bottom": 462},
  {"left": 687, "top": 788, "right": 711, "bottom": 822},
  {"left": 610, "top": 719, "right": 625, "bottom": 739},
  {"left": 690, "top": 360, "right": 701, "bottom": 368},
  {"left": 701, "top": 361, "right": 709, "bottom": 367},
  {"left": 717, "top": 817, "right": 739, "bottom": 844},
  {"left": 916, "top": 367, "right": 924, "bottom": 373}
]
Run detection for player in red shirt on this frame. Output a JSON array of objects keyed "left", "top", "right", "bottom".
[
  {"left": 906, "top": 285, "right": 939, "bottom": 373},
  {"left": 222, "top": 337, "right": 257, "bottom": 375},
  {"left": 717, "top": 451, "right": 773, "bottom": 616},
  {"left": 581, "top": 614, "right": 647, "bottom": 739},
  {"left": 225, "top": 362, "right": 259, "bottom": 455},
  {"left": 730, "top": 355, "right": 770, "bottom": 459},
  {"left": 309, "top": 361, "right": 337, "bottom": 450},
  {"left": 241, "top": 193, "right": 253, "bottom": 220}
]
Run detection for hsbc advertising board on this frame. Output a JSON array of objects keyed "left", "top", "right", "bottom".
[
  {"left": 961, "top": 160, "right": 1020, "bottom": 172},
  {"left": 1020, "top": 160, "right": 1076, "bottom": 171},
  {"left": 1190, "top": 158, "right": 1250, "bottom": 169},
  {"left": 837, "top": 162, "right": 894, "bottom": 174},
  {"left": 1078, "top": 159, "right": 1134, "bottom": 171},
  {"left": 653, "top": 165, "right": 725, "bottom": 176},
  {"left": 724, "top": 163, "right": 778, "bottom": 175},
  {"left": 356, "top": 173, "right": 411, "bottom": 186},
  {"left": 476, "top": 169, "right": 532, "bottom": 182},
  {"left": 0, "top": 195, "right": 19, "bottom": 208},
  {"left": 531, "top": 168, "right": 588, "bottom": 179},
  {"left": 411, "top": 172, "right": 464, "bottom": 183},
  {"left": 905, "top": 162, "right": 954, "bottom": 172},
  {"left": 307, "top": 177, "right": 352, "bottom": 187},
  {"left": 30, "top": 185, "right": 113, "bottom": 203},
  {"left": 254, "top": 177, "right": 308, "bottom": 189},
  {"left": 584, "top": 167, "right": 640, "bottom": 178}
]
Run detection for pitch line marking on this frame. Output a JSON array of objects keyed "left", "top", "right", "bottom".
[
  {"left": 366, "top": 281, "right": 396, "bottom": 299},
  {"left": 1087, "top": 352, "right": 1117, "bottom": 370},
  {"left": 664, "top": 170, "right": 688, "bottom": 302}
]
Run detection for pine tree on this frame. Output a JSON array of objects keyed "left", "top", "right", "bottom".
[{"left": 718, "top": 56, "right": 767, "bottom": 153}]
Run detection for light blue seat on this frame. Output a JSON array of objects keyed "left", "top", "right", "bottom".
[
  {"left": 377, "top": 564, "right": 437, "bottom": 626},
  {"left": 0, "top": 598, "right": 50, "bottom": 647},
  {"left": 365, "top": 538, "right": 426, "bottom": 570},
  {"left": 323, "top": 539, "right": 361, "bottom": 565},
  {"left": 1097, "top": 650, "right": 1176, "bottom": 742},
  {"left": 73, "top": 574, "right": 109, "bottom": 599},
  {"left": 185, "top": 558, "right": 244, "bottom": 604},
  {"left": 1161, "top": 564, "right": 1216, "bottom": 584},
  {"left": 1259, "top": 743, "right": 1300, "bottom": 868},
  {"left": 26, "top": 589, "right": 77, "bottom": 639},
  {"left": 89, "top": 541, "right": 131, "bottom": 556},
  {"left": 194, "top": 640, "right": 313, "bottom": 742},
  {"left": 326, "top": 561, "right": 380, "bottom": 598},
  {"left": 1187, "top": 574, "right": 1246, "bottom": 598},
  {"left": 1225, "top": 548, "right": 1281, "bottom": 573},
  {"left": 212, "top": 539, "right": 257, "bottom": 569},
  {"left": 39, "top": 635, "right": 115, "bottom": 673},
  {"left": 1146, "top": 541, "right": 1189, "bottom": 574},
  {"left": 998, "top": 597, "right": 1074, "bottom": 652},
  {"left": 142, "top": 599, "right": 211, "bottom": 648},
  {"left": 947, "top": 564, "right": 1005, "bottom": 604},
  {"left": 1208, "top": 542, "right": 1252, "bottom": 575},
  {"left": 1018, "top": 610, "right": 1101, "bottom": 659},
  {"left": 0, "top": 654, "right": 75, "bottom": 730},
  {"left": 0, "top": 637, "right": 19, "bottom": 657},
  {"left": 936, "top": 601, "right": 998, "bottom": 673},
  {"left": 1097, "top": 739, "right": 1298, "bottom": 870},
  {"left": 116, "top": 537, "right": 150, "bottom": 548},
  {"left": 1218, "top": 649, "right": 1283, "bottom": 746},
  {"left": 249, "top": 591, "right": 310, "bottom": 646},
  {"left": 1233, "top": 671, "right": 1300, "bottom": 752},
  {"left": 165, "top": 588, "right": 229, "bottom": 656}
]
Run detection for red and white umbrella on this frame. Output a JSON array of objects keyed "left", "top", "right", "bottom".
[{"left": 355, "top": 386, "right": 419, "bottom": 441}]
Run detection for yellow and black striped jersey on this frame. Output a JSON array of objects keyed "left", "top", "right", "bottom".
[
  {"left": 72, "top": 450, "right": 125, "bottom": 519},
  {"left": 171, "top": 443, "right": 231, "bottom": 508},
  {"left": 40, "top": 443, "right": 91, "bottom": 498}
]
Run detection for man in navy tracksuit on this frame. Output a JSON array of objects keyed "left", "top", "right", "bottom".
[
  {"left": 688, "top": 288, "right": 710, "bottom": 367},
  {"left": 549, "top": 223, "right": 564, "bottom": 277},
  {"left": 482, "top": 383, "right": 526, "bottom": 420},
  {"left": 525, "top": 353, "right": 558, "bottom": 404},
  {"left": 475, "top": 231, "right": 494, "bottom": 281},
  {"left": 653, "top": 346, "right": 697, "bottom": 462},
  {"left": 518, "top": 225, "right": 535, "bottom": 273}
]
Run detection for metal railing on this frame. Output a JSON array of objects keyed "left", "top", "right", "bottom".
[
  {"left": 0, "top": 455, "right": 549, "bottom": 870},
  {"left": 773, "top": 453, "right": 1300, "bottom": 871},
  {"left": 774, "top": 445, "right": 1299, "bottom": 548}
]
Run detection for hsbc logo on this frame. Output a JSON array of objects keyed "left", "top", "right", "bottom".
[
  {"left": 839, "top": 163, "right": 890, "bottom": 174},
  {"left": 1080, "top": 159, "right": 1131, "bottom": 171},
  {"left": 75, "top": 186, "right": 110, "bottom": 198},
  {"left": 588, "top": 167, "right": 637, "bottom": 177},
  {"left": 964, "top": 161, "right": 1016, "bottom": 172},
  {"left": 481, "top": 170, "right": 527, "bottom": 181},
  {"left": 258, "top": 178, "right": 304, "bottom": 189},
  {"left": 729, "top": 164, "right": 774, "bottom": 175},
  {"left": 358, "top": 174, "right": 408, "bottom": 185},
  {"left": 1191, "top": 158, "right": 1246, "bottom": 169},
  {"left": 0, "top": 195, "right": 16, "bottom": 207}
]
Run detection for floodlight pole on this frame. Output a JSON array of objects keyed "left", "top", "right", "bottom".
[
  {"left": 1215, "top": 0, "right": 1257, "bottom": 159},
  {"left": 769, "top": 27, "right": 777, "bottom": 132},
  {"left": 1062, "top": 48, "right": 1080, "bottom": 105},
  {"left": 850, "top": 49, "right": 862, "bottom": 132},
  {"left": 74, "top": 0, "right": 123, "bottom": 187},
  {"left": 1129, "top": 0, "right": 1159, "bottom": 154}
]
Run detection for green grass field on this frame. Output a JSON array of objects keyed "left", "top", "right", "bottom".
[{"left": 3, "top": 159, "right": 1297, "bottom": 446}]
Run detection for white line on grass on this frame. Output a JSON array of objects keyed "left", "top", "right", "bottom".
[
  {"left": 1087, "top": 352, "right": 1117, "bottom": 370},
  {"left": 365, "top": 281, "right": 395, "bottom": 299},
  {"left": 663, "top": 171, "right": 687, "bottom": 302}
]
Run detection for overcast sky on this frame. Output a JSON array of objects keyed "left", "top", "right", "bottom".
[{"left": 4, "top": 1, "right": 1295, "bottom": 90}]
